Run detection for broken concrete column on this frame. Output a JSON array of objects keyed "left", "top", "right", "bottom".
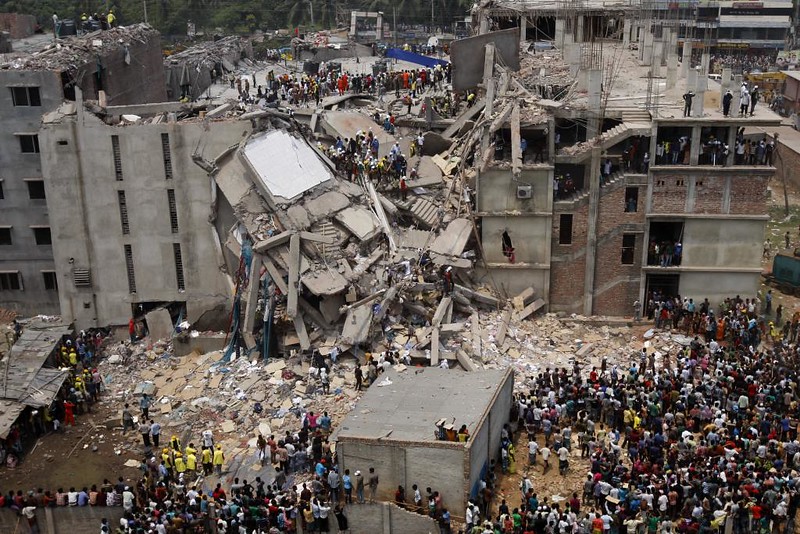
[
  {"left": 701, "top": 52, "right": 710, "bottom": 76},
  {"left": 566, "top": 43, "right": 580, "bottom": 78},
  {"left": 622, "top": 19, "right": 631, "bottom": 48},
  {"left": 586, "top": 69, "right": 602, "bottom": 138},
  {"left": 555, "top": 18, "right": 565, "bottom": 48},
  {"left": 666, "top": 31, "right": 678, "bottom": 89},
  {"left": 693, "top": 67, "right": 706, "bottom": 117},
  {"left": 661, "top": 27, "right": 671, "bottom": 66},
  {"left": 520, "top": 15, "right": 527, "bottom": 46},
  {"left": 652, "top": 40, "right": 663, "bottom": 77},
  {"left": 576, "top": 15, "right": 584, "bottom": 43},
  {"left": 680, "top": 40, "right": 692, "bottom": 78},
  {"left": 642, "top": 31, "right": 654, "bottom": 66}
]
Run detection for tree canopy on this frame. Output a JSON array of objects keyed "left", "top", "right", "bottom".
[{"left": 0, "top": 0, "right": 472, "bottom": 38}]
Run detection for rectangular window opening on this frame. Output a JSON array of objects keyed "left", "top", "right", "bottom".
[
  {"left": 161, "top": 133, "right": 174, "bottom": 180},
  {"left": 0, "top": 227, "right": 11, "bottom": 245},
  {"left": 118, "top": 190, "right": 130, "bottom": 235},
  {"left": 624, "top": 187, "right": 639, "bottom": 213},
  {"left": 0, "top": 180, "right": 4, "bottom": 199},
  {"left": 42, "top": 271, "right": 58, "bottom": 291},
  {"left": 19, "top": 134, "right": 40, "bottom": 153},
  {"left": 32, "top": 227, "right": 52, "bottom": 245},
  {"left": 10, "top": 87, "right": 41, "bottom": 106},
  {"left": 173, "top": 243, "right": 185, "bottom": 291},
  {"left": 0, "top": 272, "right": 22, "bottom": 291},
  {"left": 124, "top": 244, "right": 136, "bottom": 293},
  {"left": 559, "top": 214, "right": 573, "bottom": 245},
  {"left": 26, "top": 180, "right": 46, "bottom": 200},
  {"left": 621, "top": 234, "right": 636, "bottom": 265},
  {"left": 167, "top": 189, "right": 179, "bottom": 233},
  {"left": 111, "top": 135, "right": 123, "bottom": 180}
]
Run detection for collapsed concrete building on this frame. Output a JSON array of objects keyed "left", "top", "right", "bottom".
[
  {"left": 0, "top": 24, "right": 167, "bottom": 317},
  {"left": 163, "top": 36, "right": 253, "bottom": 102}
]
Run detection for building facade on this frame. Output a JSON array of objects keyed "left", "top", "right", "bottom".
[
  {"left": 39, "top": 98, "right": 251, "bottom": 329},
  {"left": 0, "top": 24, "right": 167, "bottom": 317}
]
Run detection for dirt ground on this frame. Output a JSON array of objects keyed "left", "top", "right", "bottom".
[{"left": 0, "top": 395, "right": 142, "bottom": 492}]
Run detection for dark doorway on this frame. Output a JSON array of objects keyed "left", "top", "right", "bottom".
[{"left": 645, "top": 273, "right": 680, "bottom": 300}]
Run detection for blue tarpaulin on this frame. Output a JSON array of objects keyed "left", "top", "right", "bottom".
[{"left": 385, "top": 48, "right": 449, "bottom": 68}]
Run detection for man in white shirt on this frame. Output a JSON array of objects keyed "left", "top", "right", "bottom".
[
  {"left": 528, "top": 438, "right": 539, "bottom": 465},
  {"left": 122, "top": 487, "right": 135, "bottom": 512},
  {"left": 540, "top": 446, "right": 551, "bottom": 473}
]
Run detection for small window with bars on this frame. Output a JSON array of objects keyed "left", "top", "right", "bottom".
[
  {"left": 124, "top": 244, "right": 136, "bottom": 293},
  {"left": 118, "top": 190, "right": 130, "bottom": 234},
  {"left": 111, "top": 135, "right": 123, "bottom": 180},
  {"left": 173, "top": 243, "right": 185, "bottom": 291},
  {"left": 161, "top": 133, "right": 173, "bottom": 179},
  {"left": 167, "top": 189, "right": 179, "bottom": 233}
]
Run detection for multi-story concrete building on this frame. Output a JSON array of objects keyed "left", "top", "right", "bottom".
[
  {"left": 0, "top": 24, "right": 166, "bottom": 317},
  {"left": 39, "top": 94, "right": 251, "bottom": 328},
  {"left": 470, "top": 1, "right": 779, "bottom": 316}
]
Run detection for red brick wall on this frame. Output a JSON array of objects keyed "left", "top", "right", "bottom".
[
  {"left": 650, "top": 174, "right": 689, "bottom": 213},
  {"left": 692, "top": 175, "right": 725, "bottom": 214},
  {"left": 0, "top": 13, "right": 37, "bottom": 39},
  {"left": 550, "top": 204, "right": 589, "bottom": 312},
  {"left": 550, "top": 184, "right": 644, "bottom": 315},
  {"left": 729, "top": 175, "right": 769, "bottom": 215},
  {"left": 593, "top": 185, "right": 644, "bottom": 316}
]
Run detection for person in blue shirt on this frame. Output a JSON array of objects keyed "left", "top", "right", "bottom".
[
  {"left": 319, "top": 412, "right": 331, "bottom": 434},
  {"left": 342, "top": 469, "right": 353, "bottom": 504}
]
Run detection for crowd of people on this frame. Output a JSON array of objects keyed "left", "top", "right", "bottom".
[
  {"left": 464, "top": 292, "right": 800, "bottom": 534},
  {"left": 0, "top": 329, "right": 107, "bottom": 469},
  {"left": 706, "top": 53, "right": 778, "bottom": 76},
  {"left": 224, "top": 62, "right": 454, "bottom": 115}
]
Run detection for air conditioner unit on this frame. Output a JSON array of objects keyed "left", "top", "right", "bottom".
[{"left": 516, "top": 184, "right": 532, "bottom": 199}]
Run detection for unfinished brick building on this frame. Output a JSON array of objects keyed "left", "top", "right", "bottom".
[{"left": 468, "top": 2, "right": 780, "bottom": 316}]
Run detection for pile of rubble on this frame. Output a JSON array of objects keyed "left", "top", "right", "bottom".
[
  {"left": 98, "top": 336, "right": 360, "bottom": 473},
  {"left": 164, "top": 35, "right": 251, "bottom": 74},
  {"left": 0, "top": 23, "right": 158, "bottom": 72},
  {"left": 93, "top": 310, "right": 688, "bottom": 474}
]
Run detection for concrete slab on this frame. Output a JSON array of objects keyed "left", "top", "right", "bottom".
[
  {"left": 284, "top": 204, "right": 312, "bottom": 230},
  {"left": 430, "top": 218, "right": 472, "bottom": 257},
  {"left": 303, "top": 190, "right": 350, "bottom": 218},
  {"left": 451, "top": 28, "right": 521, "bottom": 91},
  {"left": 335, "top": 206, "right": 381, "bottom": 241},
  {"left": 301, "top": 269, "right": 349, "bottom": 296},
  {"left": 340, "top": 304, "right": 373, "bottom": 345},
  {"left": 407, "top": 156, "right": 443, "bottom": 188},
  {"left": 145, "top": 308, "right": 173, "bottom": 341},
  {"left": 320, "top": 111, "right": 395, "bottom": 158}
]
